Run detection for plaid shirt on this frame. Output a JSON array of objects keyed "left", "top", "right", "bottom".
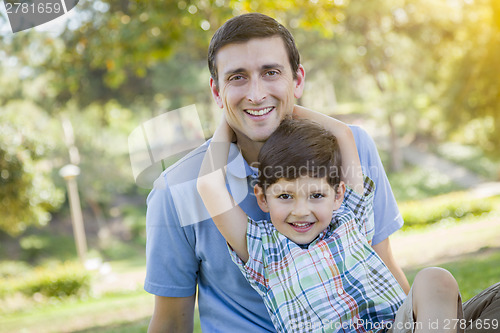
[{"left": 229, "top": 176, "right": 406, "bottom": 332}]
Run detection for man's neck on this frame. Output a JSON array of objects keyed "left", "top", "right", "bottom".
[{"left": 235, "top": 135, "right": 265, "bottom": 166}]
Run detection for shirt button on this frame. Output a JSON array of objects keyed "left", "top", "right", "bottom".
[
  {"left": 322, "top": 252, "right": 330, "bottom": 259},
  {"left": 337, "top": 288, "right": 344, "bottom": 295}
]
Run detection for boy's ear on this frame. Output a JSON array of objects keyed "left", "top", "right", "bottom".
[
  {"left": 333, "top": 181, "right": 346, "bottom": 209},
  {"left": 254, "top": 184, "right": 269, "bottom": 213}
]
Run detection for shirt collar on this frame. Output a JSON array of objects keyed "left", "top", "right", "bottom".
[{"left": 226, "top": 142, "right": 255, "bottom": 179}]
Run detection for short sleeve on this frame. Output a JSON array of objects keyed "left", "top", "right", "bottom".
[
  {"left": 350, "top": 125, "right": 404, "bottom": 245},
  {"left": 144, "top": 173, "right": 199, "bottom": 297},
  {"left": 228, "top": 217, "right": 268, "bottom": 294}
]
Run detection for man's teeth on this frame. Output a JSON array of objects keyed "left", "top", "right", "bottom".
[{"left": 245, "top": 107, "right": 273, "bottom": 116}]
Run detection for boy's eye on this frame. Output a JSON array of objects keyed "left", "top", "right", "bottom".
[
  {"left": 310, "top": 193, "right": 324, "bottom": 199},
  {"left": 278, "top": 193, "right": 292, "bottom": 200}
]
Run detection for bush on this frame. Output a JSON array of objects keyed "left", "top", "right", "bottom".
[
  {"left": 0, "top": 261, "right": 91, "bottom": 300},
  {"left": 400, "top": 193, "right": 499, "bottom": 229}
]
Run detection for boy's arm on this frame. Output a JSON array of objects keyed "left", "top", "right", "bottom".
[
  {"left": 197, "top": 117, "right": 249, "bottom": 262},
  {"left": 294, "top": 106, "right": 411, "bottom": 293},
  {"left": 293, "top": 105, "right": 363, "bottom": 194}
]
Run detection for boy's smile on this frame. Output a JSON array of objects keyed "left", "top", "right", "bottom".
[{"left": 255, "top": 176, "right": 345, "bottom": 245}]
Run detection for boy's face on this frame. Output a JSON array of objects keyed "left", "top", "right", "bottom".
[
  {"left": 210, "top": 36, "right": 305, "bottom": 143},
  {"left": 255, "top": 176, "right": 345, "bottom": 245}
]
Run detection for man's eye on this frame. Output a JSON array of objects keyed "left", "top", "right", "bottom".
[
  {"left": 310, "top": 193, "right": 324, "bottom": 199},
  {"left": 278, "top": 194, "right": 292, "bottom": 199},
  {"left": 230, "top": 75, "right": 244, "bottom": 81},
  {"left": 265, "top": 70, "right": 279, "bottom": 77}
]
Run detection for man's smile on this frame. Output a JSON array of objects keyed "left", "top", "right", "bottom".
[{"left": 244, "top": 106, "right": 275, "bottom": 116}]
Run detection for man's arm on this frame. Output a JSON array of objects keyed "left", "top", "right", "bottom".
[
  {"left": 148, "top": 294, "right": 196, "bottom": 333},
  {"left": 373, "top": 238, "right": 411, "bottom": 294}
]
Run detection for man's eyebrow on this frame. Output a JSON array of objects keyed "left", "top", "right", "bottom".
[
  {"left": 262, "top": 64, "right": 285, "bottom": 71},
  {"left": 223, "top": 64, "right": 286, "bottom": 79},
  {"left": 223, "top": 68, "right": 246, "bottom": 79}
]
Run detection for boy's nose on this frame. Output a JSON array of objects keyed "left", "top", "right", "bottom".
[{"left": 291, "top": 199, "right": 311, "bottom": 217}]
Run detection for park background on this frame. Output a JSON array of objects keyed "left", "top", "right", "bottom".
[{"left": 1, "top": 0, "right": 500, "bottom": 331}]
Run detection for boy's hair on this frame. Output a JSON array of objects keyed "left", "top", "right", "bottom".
[
  {"left": 208, "top": 13, "right": 300, "bottom": 88},
  {"left": 257, "top": 118, "right": 342, "bottom": 192}
]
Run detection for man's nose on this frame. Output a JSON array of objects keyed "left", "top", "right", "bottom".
[{"left": 247, "top": 78, "right": 266, "bottom": 104}]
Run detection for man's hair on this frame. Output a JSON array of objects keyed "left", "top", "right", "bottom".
[
  {"left": 208, "top": 13, "right": 300, "bottom": 88},
  {"left": 257, "top": 118, "right": 342, "bottom": 193}
]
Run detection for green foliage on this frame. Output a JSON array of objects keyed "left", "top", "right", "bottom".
[
  {"left": 399, "top": 193, "right": 499, "bottom": 230},
  {"left": 0, "top": 262, "right": 91, "bottom": 300},
  {"left": 443, "top": 0, "right": 500, "bottom": 155},
  {"left": 0, "top": 104, "right": 64, "bottom": 236},
  {"left": 388, "top": 166, "right": 463, "bottom": 202},
  {"left": 19, "top": 232, "right": 77, "bottom": 263},
  {"left": 434, "top": 142, "right": 499, "bottom": 180},
  {"left": 121, "top": 205, "right": 147, "bottom": 246},
  {"left": 0, "top": 261, "right": 31, "bottom": 279}
]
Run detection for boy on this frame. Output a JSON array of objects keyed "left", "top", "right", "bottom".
[{"left": 197, "top": 113, "right": 462, "bottom": 332}]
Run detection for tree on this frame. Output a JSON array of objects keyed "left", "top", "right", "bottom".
[
  {"left": 0, "top": 105, "right": 64, "bottom": 236},
  {"left": 443, "top": 0, "right": 500, "bottom": 155}
]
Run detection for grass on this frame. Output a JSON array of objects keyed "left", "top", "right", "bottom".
[
  {"left": 0, "top": 290, "right": 154, "bottom": 333},
  {"left": 1, "top": 187, "right": 498, "bottom": 332},
  {"left": 404, "top": 248, "right": 500, "bottom": 302},
  {"left": 3, "top": 247, "right": 498, "bottom": 332}
]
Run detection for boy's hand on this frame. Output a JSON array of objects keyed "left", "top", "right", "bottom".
[
  {"left": 292, "top": 104, "right": 313, "bottom": 119},
  {"left": 213, "top": 114, "right": 236, "bottom": 143}
]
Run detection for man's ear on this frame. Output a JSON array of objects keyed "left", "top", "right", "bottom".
[
  {"left": 209, "top": 77, "right": 224, "bottom": 109},
  {"left": 254, "top": 184, "right": 269, "bottom": 213},
  {"left": 293, "top": 65, "right": 306, "bottom": 99}
]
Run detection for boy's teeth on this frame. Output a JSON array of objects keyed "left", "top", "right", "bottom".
[
  {"left": 245, "top": 107, "right": 273, "bottom": 116},
  {"left": 292, "top": 222, "right": 311, "bottom": 227}
]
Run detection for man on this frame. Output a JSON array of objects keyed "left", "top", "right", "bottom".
[{"left": 145, "top": 13, "right": 409, "bottom": 332}]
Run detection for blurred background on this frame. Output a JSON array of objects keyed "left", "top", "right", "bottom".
[{"left": 1, "top": 0, "right": 499, "bottom": 332}]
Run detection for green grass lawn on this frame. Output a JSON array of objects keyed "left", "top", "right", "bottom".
[
  {"left": 1, "top": 213, "right": 499, "bottom": 332},
  {"left": 404, "top": 248, "right": 500, "bottom": 302},
  {"left": 2, "top": 247, "right": 498, "bottom": 332}
]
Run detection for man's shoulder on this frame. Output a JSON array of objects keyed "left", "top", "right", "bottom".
[
  {"left": 348, "top": 124, "right": 373, "bottom": 145},
  {"left": 148, "top": 141, "right": 209, "bottom": 203},
  {"left": 164, "top": 141, "right": 209, "bottom": 177}
]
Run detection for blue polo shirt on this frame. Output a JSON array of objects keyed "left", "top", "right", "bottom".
[{"left": 144, "top": 125, "right": 403, "bottom": 332}]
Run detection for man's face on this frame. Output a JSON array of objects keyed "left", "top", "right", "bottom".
[{"left": 210, "top": 36, "right": 305, "bottom": 143}]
